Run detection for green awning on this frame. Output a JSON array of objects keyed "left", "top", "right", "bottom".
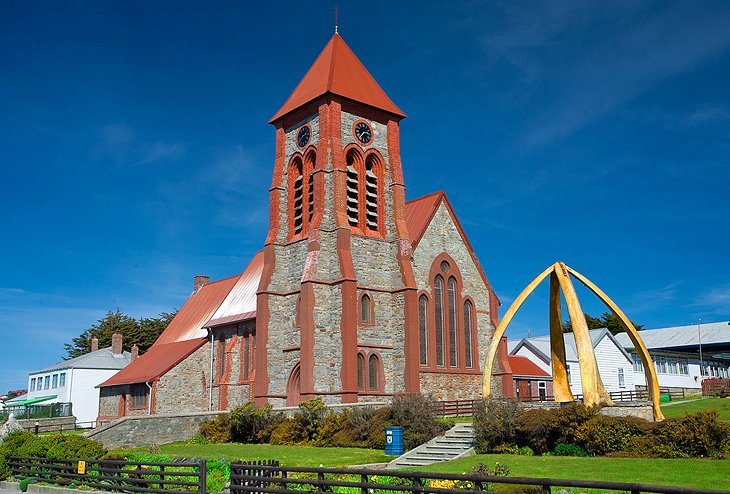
[{"left": 7, "top": 395, "right": 57, "bottom": 406}]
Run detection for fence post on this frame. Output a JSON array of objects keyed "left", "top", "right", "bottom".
[
  {"left": 198, "top": 458, "right": 207, "bottom": 494},
  {"left": 541, "top": 484, "right": 551, "bottom": 494}
]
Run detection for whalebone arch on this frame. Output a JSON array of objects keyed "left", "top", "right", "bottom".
[
  {"left": 482, "top": 261, "right": 664, "bottom": 421},
  {"left": 286, "top": 146, "right": 317, "bottom": 238}
]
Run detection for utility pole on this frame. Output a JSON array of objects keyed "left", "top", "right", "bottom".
[{"left": 697, "top": 318, "right": 704, "bottom": 379}]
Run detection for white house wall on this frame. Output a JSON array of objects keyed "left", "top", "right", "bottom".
[
  {"left": 592, "top": 336, "right": 634, "bottom": 393},
  {"left": 68, "top": 369, "right": 120, "bottom": 424}
]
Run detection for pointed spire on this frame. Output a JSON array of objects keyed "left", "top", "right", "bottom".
[{"left": 269, "top": 34, "right": 406, "bottom": 123}]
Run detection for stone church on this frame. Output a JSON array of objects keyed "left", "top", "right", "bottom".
[{"left": 98, "top": 34, "right": 512, "bottom": 421}]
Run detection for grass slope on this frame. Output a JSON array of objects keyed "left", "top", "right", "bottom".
[
  {"left": 412, "top": 454, "right": 730, "bottom": 490},
  {"left": 114, "top": 442, "right": 391, "bottom": 467},
  {"left": 661, "top": 397, "right": 730, "bottom": 421}
]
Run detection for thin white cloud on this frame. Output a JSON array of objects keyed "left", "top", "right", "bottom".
[
  {"left": 692, "top": 286, "right": 730, "bottom": 312},
  {"left": 93, "top": 123, "right": 186, "bottom": 166},
  {"left": 627, "top": 282, "right": 679, "bottom": 313}
]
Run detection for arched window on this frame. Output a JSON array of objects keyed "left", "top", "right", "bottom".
[
  {"left": 357, "top": 353, "right": 365, "bottom": 390},
  {"left": 368, "top": 354, "right": 379, "bottom": 390},
  {"left": 218, "top": 335, "right": 226, "bottom": 378},
  {"left": 364, "top": 154, "right": 379, "bottom": 231},
  {"left": 464, "top": 300, "right": 474, "bottom": 368},
  {"left": 419, "top": 295, "right": 428, "bottom": 365},
  {"left": 346, "top": 149, "right": 361, "bottom": 227},
  {"left": 290, "top": 157, "right": 304, "bottom": 234},
  {"left": 305, "top": 150, "right": 316, "bottom": 224},
  {"left": 448, "top": 277, "right": 458, "bottom": 367},
  {"left": 434, "top": 276, "right": 445, "bottom": 366},
  {"left": 361, "top": 294, "right": 372, "bottom": 324},
  {"left": 295, "top": 294, "right": 301, "bottom": 328}
]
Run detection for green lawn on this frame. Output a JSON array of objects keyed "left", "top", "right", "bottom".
[
  {"left": 112, "top": 442, "right": 391, "bottom": 467},
  {"left": 661, "top": 396, "right": 730, "bottom": 421},
  {"left": 410, "top": 454, "right": 730, "bottom": 490}
]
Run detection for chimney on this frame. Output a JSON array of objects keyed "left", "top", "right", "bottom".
[
  {"left": 112, "top": 332, "right": 123, "bottom": 355},
  {"left": 194, "top": 275, "right": 210, "bottom": 293},
  {"left": 131, "top": 344, "right": 139, "bottom": 361},
  {"left": 91, "top": 337, "right": 99, "bottom": 353}
]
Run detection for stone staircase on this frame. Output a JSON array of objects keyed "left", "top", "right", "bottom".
[{"left": 387, "top": 423, "right": 474, "bottom": 469}]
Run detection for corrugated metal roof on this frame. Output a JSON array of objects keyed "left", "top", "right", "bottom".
[
  {"left": 509, "top": 328, "right": 617, "bottom": 362},
  {"left": 206, "top": 251, "right": 264, "bottom": 328},
  {"left": 270, "top": 34, "right": 405, "bottom": 123},
  {"left": 508, "top": 355, "right": 550, "bottom": 377},
  {"left": 404, "top": 191, "right": 444, "bottom": 248},
  {"left": 153, "top": 274, "right": 240, "bottom": 346},
  {"left": 614, "top": 321, "right": 730, "bottom": 350},
  {"left": 32, "top": 347, "right": 131, "bottom": 374},
  {"left": 98, "top": 338, "right": 207, "bottom": 387}
]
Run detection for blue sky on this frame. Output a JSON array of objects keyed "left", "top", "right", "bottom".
[{"left": 2, "top": 1, "right": 729, "bottom": 392}]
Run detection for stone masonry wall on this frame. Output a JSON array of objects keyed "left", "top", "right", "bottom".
[
  {"left": 419, "top": 373, "right": 483, "bottom": 401},
  {"left": 155, "top": 343, "right": 215, "bottom": 415},
  {"left": 412, "top": 202, "right": 498, "bottom": 399}
]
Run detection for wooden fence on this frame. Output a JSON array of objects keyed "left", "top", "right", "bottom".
[
  {"left": 702, "top": 378, "right": 730, "bottom": 396},
  {"left": 229, "top": 463, "right": 730, "bottom": 494},
  {"left": 9, "top": 456, "right": 207, "bottom": 494}
]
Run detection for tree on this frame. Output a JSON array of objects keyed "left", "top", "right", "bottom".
[
  {"left": 63, "top": 308, "right": 177, "bottom": 359},
  {"left": 563, "top": 311, "right": 644, "bottom": 335}
]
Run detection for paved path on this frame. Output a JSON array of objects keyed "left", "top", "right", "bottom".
[{"left": 661, "top": 397, "right": 706, "bottom": 406}]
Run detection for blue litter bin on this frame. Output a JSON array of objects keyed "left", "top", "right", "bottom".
[{"left": 385, "top": 426, "right": 404, "bottom": 455}]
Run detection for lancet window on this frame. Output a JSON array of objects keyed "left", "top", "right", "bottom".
[{"left": 345, "top": 148, "right": 382, "bottom": 235}]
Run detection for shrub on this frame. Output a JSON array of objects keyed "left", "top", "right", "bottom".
[
  {"left": 269, "top": 418, "right": 306, "bottom": 445},
  {"left": 0, "top": 430, "right": 35, "bottom": 480},
  {"left": 229, "top": 402, "right": 276, "bottom": 443},
  {"left": 297, "top": 398, "right": 328, "bottom": 441},
  {"left": 473, "top": 399, "right": 520, "bottom": 453},
  {"left": 514, "top": 403, "right": 597, "bottom": 454},
  {"left": 19, "top": 477, "right": 37, "bottom": 492},
  {"left": 199, "top": 414, "right": 232, "bottom": 443},
  {"left": 625, "top": 410, "right": 730, "bottom": 458},
  {"left": 573, "top": 414, "right": 649, "bottom": 456},
  {"left": 553, "top": 443, "right": 588, "bottom": 457},
  {"left": 388, "top": 394, "right": 450, "bottom": 450}
]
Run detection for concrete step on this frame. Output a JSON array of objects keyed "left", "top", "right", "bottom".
[{"left": 387, "top": 423, "right": 475, "bottom": 469}]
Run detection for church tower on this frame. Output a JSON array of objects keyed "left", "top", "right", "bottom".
[{"left": 255, "top": 34, "right": 420, "bottom": 405}]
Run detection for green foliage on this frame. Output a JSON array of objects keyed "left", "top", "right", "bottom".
[
  {"left": 0, "top": 432, "right": 106, "bottom": 480},
  {"left": 387, "top": 394, "right": 450, "bottom": 450},
  {"left": 473, "top": 399, "right": 520, "bottom": 453},
  {"left": 64, "top": 308, "right": 176, "bottom": 358},
  {"left": 199, "top": 415, "right": 232, "bottom": 443},
  {"left": 513, "top": 404, "right": 597, "bottom": 454},
  {"left": 553, "top": 443, "right": 588, "bottom": 457},
  {"left": 492, "top": 444, "right": 534, "bottom": 456},
  {"left": 573, "top": 414, "right": 649, "bottom": 455},
  {"left": 563, "top": 311, "right": 644, "bottom": 335},
  {"left": 269, "top": 420, "right": 307, "bottom": 445},
  {"left": 229, "top": 402, "right": 279, "bottom": 443},
  {"left": 18, "top": 477, "right": 37, "bottom": 492},
  {"left": 297, "top": 397, "right": 328, "bottom": 441},
  {"left": 624, "top": 410, "right": 730, "bottom": 459}
]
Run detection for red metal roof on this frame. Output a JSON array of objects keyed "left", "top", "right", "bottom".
[
  {"left": 153, "top": 274, "right": 240, "bottom": 345},
  {"left": 508, "top": 355, "right": 550, "bottom": 377},
  {"left": 206, "top": 251, "right": 264, "bottom": 328},
  {"left": 270, "top": 34, "right": 405, "bottom": 123},
  {"left": 98, "top": 338, "right": 207, "bottom": 387},
  {"left": 405, "top": 191, "right": 501, "bottom": 308}
]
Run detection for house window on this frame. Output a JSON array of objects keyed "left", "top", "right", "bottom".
[
  {"left": 463, "top": 301, "right": 474, "bottom": 368},
  {"left": 618, "top": 368, "right": 625, "bottom": 388},
  {"left": 44, "top": 376, "right": 50, "bottom": 390},
  {"left": 566, "top": 365, "right": 572, "bottom": 383},
  {"left": 418, "top": 295, "right": 428, "bottom": 365},
  {"left": 30, "top": 378, "right": 36, "bottom": 391},
  {"left": 447, "top": 277, "right": 458, "bottom": 367},
  {"left": 538, "top": 381, "right": 547, "bottom": 401},
  {"left": 357, "top": 353, "right": 365, "bottom": 389},
  {"left": 632, "top": 354, "right": 643, "bottom": 372},
  {"left": 368, "top": 354, "right": 379, "bottom": 390},
  {"left": 130, "top": 384, "right": 147, "bottom": 408},
  {"left": 52, "top": 374, "right": 58, "bottom": 389},
  {"left": 434, "top": 276, "right": 445, "bottom": 366},
  {"left": 678, "top": 359, "right": 688, "bottom": 375},
  {"left": 59, "top": 373, "right": 66, "bottom": 387}
]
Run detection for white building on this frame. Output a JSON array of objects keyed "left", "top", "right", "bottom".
[
  {"left": 614, "top": 321, "right": 730, "bottom": 393},
  {"left": 25, "top": 334, "right": 132, "bottom": 424},
  {"left": 508, "top": 328, "right": 635, "bottom": 397}
]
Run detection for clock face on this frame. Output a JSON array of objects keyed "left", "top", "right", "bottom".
[
  {"left": 354, "top": 122, "right": 372, "bottom": 144},
  {"left": 296, "top": 125, "right": 311, "bottom": 148}
]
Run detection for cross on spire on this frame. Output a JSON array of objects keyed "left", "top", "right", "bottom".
[{"left": 334, "top": 6, "right": 339, "bottom": 34}]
